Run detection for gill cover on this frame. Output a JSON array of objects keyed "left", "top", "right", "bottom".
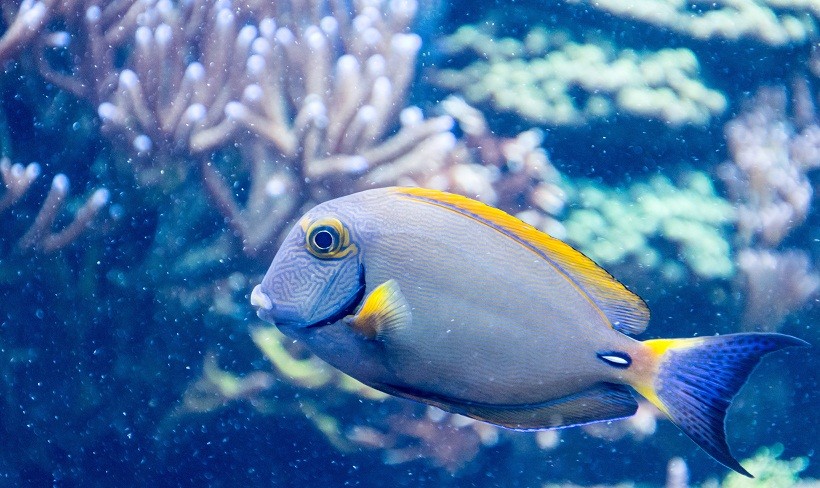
[{"left": 258, "top": 214, "right": 364, "bottom": 328}]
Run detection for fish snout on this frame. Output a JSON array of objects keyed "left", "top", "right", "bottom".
[{"left": 251, "top": 284, "right": 274, "bottom": 321}]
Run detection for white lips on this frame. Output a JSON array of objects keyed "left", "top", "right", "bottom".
[{"left": 250, "top": 284, "right": 273, "bottom": 310}]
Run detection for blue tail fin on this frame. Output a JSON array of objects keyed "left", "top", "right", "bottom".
[{"left": 635, "top": 333, "right": 808, "bottom": 477}]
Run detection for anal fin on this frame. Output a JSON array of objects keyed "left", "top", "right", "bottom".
[
  {"left": 454, "top": 383, "right": 638, "bottom": 430},
  {"left": 379, "top": 382, "right": 637, "bottom": 431}
]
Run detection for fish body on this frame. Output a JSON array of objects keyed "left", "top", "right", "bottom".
[{"left": 252, "top": 187, "right": 807, "bottom": 476}]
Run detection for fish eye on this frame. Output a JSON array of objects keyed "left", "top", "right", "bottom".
[
  {"left": 305, "top": 218, "right": 357, "bottom": 259},
  {"left": 312, "top": 228, "right": 336, "bottom": 251}
]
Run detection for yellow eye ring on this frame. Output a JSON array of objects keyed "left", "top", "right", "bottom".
[{"left": 304, "top": 218, "right": 357, "bottom": 259}]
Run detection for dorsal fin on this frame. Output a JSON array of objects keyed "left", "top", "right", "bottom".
[{"left": 394, "top": 187, "right": 649, "bottom": 335}]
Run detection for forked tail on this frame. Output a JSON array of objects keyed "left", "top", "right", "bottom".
[{"left": 629, "top": 333, "right": 808, "bottom": 477}]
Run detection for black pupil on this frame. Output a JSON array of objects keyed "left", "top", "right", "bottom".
[{"left": 313, "top": 229, "right": 334, "bottom": 250}]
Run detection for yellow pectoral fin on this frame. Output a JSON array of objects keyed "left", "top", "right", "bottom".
[{"left": 346, "top": 279, "right": 411, "bottom": 339}]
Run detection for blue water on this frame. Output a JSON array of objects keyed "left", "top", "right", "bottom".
[{"left": 1, "top": 0, "right": 817, "bottom": 486}]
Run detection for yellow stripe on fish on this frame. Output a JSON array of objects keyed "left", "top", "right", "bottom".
[{"left": 394, "top": 186, "right": 649, "bottom": 335}]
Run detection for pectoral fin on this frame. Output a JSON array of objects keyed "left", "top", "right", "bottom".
[{"left": 345, "top": 279, "right": 411, "bottom": 339}]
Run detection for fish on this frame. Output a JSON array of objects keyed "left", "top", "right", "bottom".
[{"left": 250, "top": 186, "right": 808, "bottom": 477}]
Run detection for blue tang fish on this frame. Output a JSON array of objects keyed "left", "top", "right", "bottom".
[{"left": 251, "top": 187, "right": 808, "bottom": 476}]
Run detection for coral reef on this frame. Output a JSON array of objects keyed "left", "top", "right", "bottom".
[
  {"left": 94, "top": 0, "right": 456, "bottom": 257},
  {"left": 0, "top": 0, "right": 817, "bottom": 485},
  {"left": 0, "top": 157, "right": 108, "bottom": 253},
  {"left": 562, "top": 171, "right": 736, "bottom": 281},
  {"left": 347, "top": 406, "right": 500, "bottom": 472},
  {"left": 437, "top": 96, "right": 567, "bottom": 234},
  {"left": 719, "top": 86, "right": 820, "bottom": 249},
  {"left": 564, "top": 0, "right": 820, "bottom": 46},
  {"left": 434, "top": 25, "right": 726, "bottom": 126},
  {"left": 0, "top": 0, "right": 52, "bottom": 64},
  {"left": 720, "top": 444, "right": 810, "bottom": 488},
  {"left": 718, "top": 85, "right": 820, "bottom": 330}
]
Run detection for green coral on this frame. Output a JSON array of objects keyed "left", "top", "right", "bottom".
[
  {"left": 721, "top": 444, "right": 810, "bottom": 488},
  {"left": 564, "top": 0, "right": 819, "bottom": 46},
  {"left": 562, "top": 171, "right": 736, "bottom": 280},
  {"left": 434, "top": 25, "right": 726, "bottom": 126}
]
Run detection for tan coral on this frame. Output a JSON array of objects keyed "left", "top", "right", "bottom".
[
  {"left": 0, "top": 157, "right": 109, "bottom": 253},
  {"left": 89, "top": 0, "right": 457, "bottom": 255},
  {"left": 718, "top": 85, "right": 820, "bottom": 331}
]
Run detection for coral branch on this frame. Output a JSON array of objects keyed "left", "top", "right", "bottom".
[
  {"left": 1, "top": 157, "right": 109, "bottom": 253},
  {"left": 0, "top": 157, "right": 39, "bottom": 211},
  {"left": 719, "top": 85, "right": 820, "bottom": 330},
  {"left": 737, "top": 249, "right": 819, "bottom": 331},
  {"left": 0, "top": 0, "right": 52, "bottom": 64}
]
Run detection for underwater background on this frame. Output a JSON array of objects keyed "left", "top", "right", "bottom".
[{"left": 0, "top": 0, "right": 818, "bottom": 486}]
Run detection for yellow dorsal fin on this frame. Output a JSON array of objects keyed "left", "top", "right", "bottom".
[
  {"left": 347, "top": 279, "right": 411, "bottom": 339},
  {"left": 394, "top": 187, "right": 649, "bottom": 335}
]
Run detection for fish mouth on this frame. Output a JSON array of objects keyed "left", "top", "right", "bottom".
[
  {"left": 304, "top": 264, "right": 366, "bottom": 329},
  {"left": 251, "top": 285, "right": 273, "bottom": 311},
  {"left": 251, "top": 284, "right": 279, "bottom": 324}
]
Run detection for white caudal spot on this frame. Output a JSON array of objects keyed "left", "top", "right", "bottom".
[
  {"left": 597, "top": 352, "right": 632, "bottom": 368},
  {"left": 602, "top": 355, "right": 629, "bottom": 365}
]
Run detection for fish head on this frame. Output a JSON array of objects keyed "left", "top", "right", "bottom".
[{"left": 251, "top": 203, "right": 365, "bottom": 334}]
